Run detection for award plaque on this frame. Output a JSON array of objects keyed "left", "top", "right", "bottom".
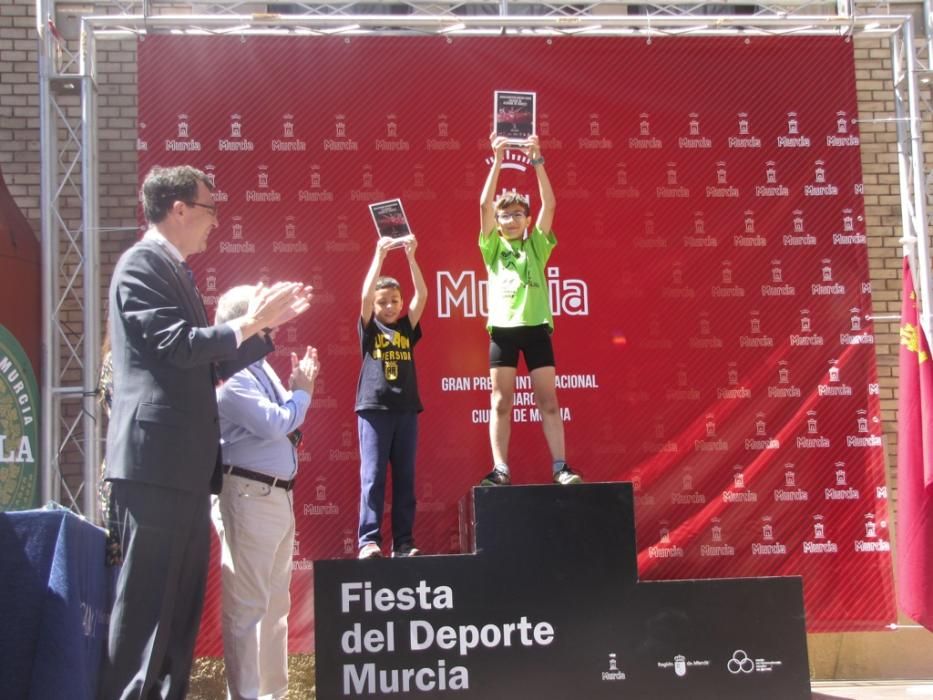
[
  {"left": 368, "top": 198, "right": 412, "bottom": 246},
  {"left": 494, "top": 90, "right": 536, "bottom": 146}
]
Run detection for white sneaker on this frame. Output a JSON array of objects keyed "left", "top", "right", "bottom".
[{"left": 358, "top": 543, "right": 383, "bottom": 559}]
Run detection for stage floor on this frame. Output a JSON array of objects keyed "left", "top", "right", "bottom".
[{"left": 812, "top": 682, "right": 933, "bottom": 699}]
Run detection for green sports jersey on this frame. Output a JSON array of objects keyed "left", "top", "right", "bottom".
[{"left": 478, "top": 226, "right": 557, "bottom": 330}]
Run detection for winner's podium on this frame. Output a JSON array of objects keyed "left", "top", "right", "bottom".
[{"left": 314, "top": 483, "right": 809, "bottom": 699}]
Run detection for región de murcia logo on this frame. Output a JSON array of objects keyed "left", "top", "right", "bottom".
[{"left": 0, "top": 326, "right": 39, "bottom": 510}]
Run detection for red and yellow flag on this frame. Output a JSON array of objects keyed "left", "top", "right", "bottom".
[{"left": 896, "top": 257, "right": 933, "bottom": 631}]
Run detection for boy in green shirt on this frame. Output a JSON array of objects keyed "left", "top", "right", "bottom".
[{"left": 478, "top": 134, "right": 582, "bottom": 487}]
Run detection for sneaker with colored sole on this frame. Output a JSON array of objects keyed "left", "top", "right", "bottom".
[
  {"left": 480, "top": 469, "right": 511, "bottom": 486},
  {"left": 358, "top": 542, "right": 383, "bottom": 559},
  {"left": 553, "top": 465, "right": 583, "bottom": 485}
]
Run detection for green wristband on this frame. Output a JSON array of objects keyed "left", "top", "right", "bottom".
[{"left": 530, "top": 156, "right": 545, "bottom": 167}]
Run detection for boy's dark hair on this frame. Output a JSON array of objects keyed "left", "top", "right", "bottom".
[
  {"left": 375, "top": 276, "right": 401, "bottom": 291},
  {"left": 494, "top": 192, "right": 531, "bottom": 216},
  {"left": 142, "top": 165, "right": 213, "bottom": 224}
]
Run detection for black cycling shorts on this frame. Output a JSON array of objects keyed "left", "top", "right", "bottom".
[{"left": 489, "top": 324, "right": 555, "bottom": 370}]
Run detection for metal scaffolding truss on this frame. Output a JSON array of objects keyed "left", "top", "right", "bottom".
[{"left": 35, "top": 0, "right": 932, "bottom": 519}]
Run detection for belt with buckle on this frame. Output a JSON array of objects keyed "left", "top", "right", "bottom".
[{"left": 223, "top": 465, "right": 295, "bottom": 491}]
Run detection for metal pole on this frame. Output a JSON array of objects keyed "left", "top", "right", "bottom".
[
  {"left": 81, "top": 20, "right": 100, "bottom": 521},
  {"left": 37, "top": 0, "right": 59, "bottom": 507}
]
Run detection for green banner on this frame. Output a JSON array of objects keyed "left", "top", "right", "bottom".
[{"left": 0, "top": 323, "right": 39, "bottom": 511}]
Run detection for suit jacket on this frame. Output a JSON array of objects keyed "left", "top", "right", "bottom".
[{"left": 105, "top": 237, "right": 272, "bottom": 495}]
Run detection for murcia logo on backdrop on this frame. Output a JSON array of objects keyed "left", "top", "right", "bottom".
[
  {"left": 427, "top": 114, "right": 461, "bottom": 151},
  {"left": 707, "top": 160, "right": 739, "bottom": 198},
  {"left": 606, "top": 162, "right": 640, "bottom": 199},
  {"left": 702, "top": 517, "right": 735, "bottom": 557},
  {"left": 756, "top": 161, "right": 789, "bottom": 198},
  {"left": 137, "top": 120, "right": 148, "bottom": 151},
  {"left": 785, "top": 208, "right": 816, "bottom": 246},
  {"left": 828, "top": 110, "right": 860, "bottom": 146},
  {"left": 303, "top": 476, "right": 340, "bottom": 517},
  {"left": 688, "top": 310, "right": 723, "bottom": 349},
  {"left": 579, "top": 113, "right": 612, "bottom": 149},
  {"left": 805, "top": 159, "right": 839, "bottom": 197},
  {"left": 273, "top": 113, "right": 307, "bottom": 152},
  {"left": 634, "top": 212, "right": 667, "bottom": 249},
  {"left": 847, "top": 408, "right": 882, "bottom": 447},
  {"left": 273, "top": 216, "right": 308, "bottom": 255},
  {"left": 166, "top": 113, "right": 201, "bottom": 151},
  {"left": 801, "top": 513, "right": 839, "bottom": 554},
  {"left": 712, "top": 259, "right": 745, "bottom": 298},
  {"left": 684, "top": 211, "right": 717, "bottom": 248},
  {"left": 747, "top": 411, "right": 780, "bottom": 452},
  {"left": 752, "top": 515, "right": 787, "bottom": 556},
  {"left": 762, "top": 258, "right": 796, "bottom": 297},
  {"left": 775, "top": 463, "right": 809, "bottom": 502},
  {"left": 220, "top": 113, "right": 255, "bottom": 152},
  {"left": 629, "top": 112, "right": 660, "bottom": 149},
  {"left": 351, "top": 165, "right": 385, "bottom": 202},
  {"left": 779, "top": 111, "right": 811, "bottom": 148},
  {"left": 435, "top": 268, "right": 589, "bottom": 319},
  {"left": 841, "top": 307, "right": 874, "bottom": 346},
  {"left": 679, "top": 112, "right": 711, "bottom": 149},
  {"left": 736, "top": 209, "right": 766, "bottom": 247},
  {"left": 819, "top": 359, "right": 853, "bottom": 397},
  {"left": 741, "top": 308, "right": 774, "bottom": 349},
  {"left": 325, "top": 216, "right": 360, "bottom": 254},
  {"left": 649, "top": 521, "right": 684, "bottom": 559},
  {"left": 790, "top": 309, "right": 824, "bottom": 347},
  {"left": 299, "top": 165, "right": 334, "bottom": 203},
  {"left": 404, "top": 164, "right": 436, "bottom": 201},
  {"left": 219, "top": 215, "right": 255, "bottom": 255},
  {"left": 769, "top": 360, "right": 802, "bottom": 400},
  {"left": 562, "top": 162, "right": 590, "bottom": 199},
  {"left": 377, "top": 113, "right": 410, "bottom": 152},
  {"left": 657, "top": 162, "right": 689, "bottom": 198},
  {"left": 0, "top": 325, "right": 39, "bottom": 511},
  {"left": 827, "top": 461, "right": 861, "bottom": 503},
  {"left": 834, "top": 208, "right": 866, "bottom": 245},
  {"left": 325, "top": 114, "right": 359, "bottom": 151},
  {"left": 246, "top": 165, "right": 282, "bottom": 203},
  {"left": 813, "top": 258, "right": 845, "bottom": 296},
  {"left": 729, "top": 112, "right": 761, "bottom": 149}
]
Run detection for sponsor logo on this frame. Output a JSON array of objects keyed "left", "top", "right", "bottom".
[
  {"left": 601, "top": 653, "right": 626, "bottom": 681},
  {"left": 727, "top": 649, "right": 783, "bottom": 674},
  {"left": 0, "top": 325, "right": 39, "bottom": 510}
]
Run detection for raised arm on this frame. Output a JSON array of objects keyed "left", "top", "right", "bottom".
[
  {"left": 403, "top": 236, "right": 428, "bottom": 328},
  {"left": 360, "top": 237, "right": 394, "bottom": 322},
  {"left": 480, "top": 135, "right": 509, "bottom": 236},
  {"left": 525, "top": 136, "right": 555, "bottom": 234}
]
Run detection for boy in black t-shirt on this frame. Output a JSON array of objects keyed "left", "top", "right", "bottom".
[{"left": 355, "top": 235, "right": 428, "bottom": 559}]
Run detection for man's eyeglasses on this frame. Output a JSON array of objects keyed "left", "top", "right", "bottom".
[
  {"left": 497, "top": 212, "right": 527, "bottom": 222},
  {"left": 187, "top": 201, "right": 219, "bottom": 216}
]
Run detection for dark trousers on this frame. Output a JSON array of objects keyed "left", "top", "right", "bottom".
[
  {"left": 357, "top": 410, "right": 418, "bottom": 551},
  {"left": 98, "top": 480, "right": 211, "bottom": 700}
]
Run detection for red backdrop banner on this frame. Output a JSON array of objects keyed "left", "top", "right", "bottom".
[{"left": 137, "top": 35, "right": 895, "bottom": 652}]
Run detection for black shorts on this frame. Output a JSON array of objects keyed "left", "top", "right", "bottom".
[{"left": 489, "top": 324, "right": 555, "bottom": 370}]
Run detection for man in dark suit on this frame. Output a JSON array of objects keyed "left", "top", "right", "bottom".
[{"left": 99, "top": 165, "right": 312, "bottom": 700}]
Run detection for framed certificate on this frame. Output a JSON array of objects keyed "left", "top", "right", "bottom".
[
  {"left": 368, "top": 199, "right": 412, "bottom": 246},
  {"left": 494, "top": 90, "right": 536, "bottom": 146}
]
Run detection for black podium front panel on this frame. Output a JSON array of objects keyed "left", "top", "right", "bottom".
[{"left": 314, "top": 483, "right": 809, "bottom": 699}]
